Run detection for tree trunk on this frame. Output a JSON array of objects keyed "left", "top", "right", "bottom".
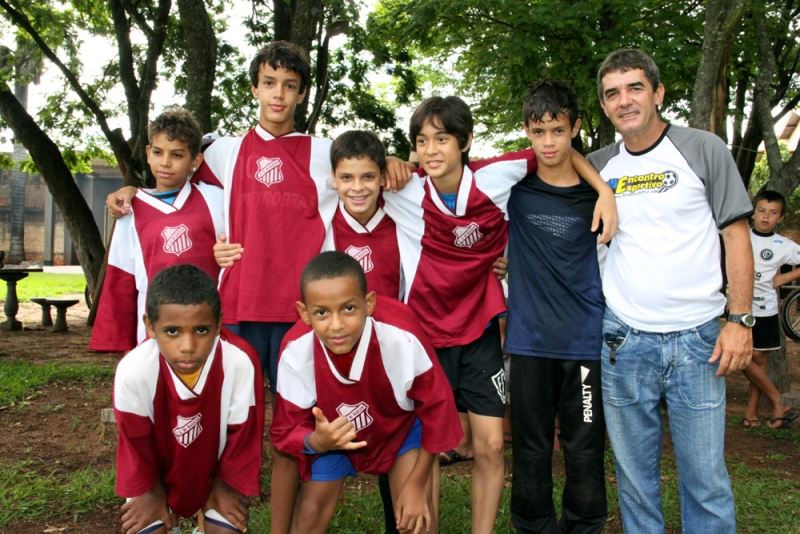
[
  {"left": 177, "top": 0, "right": 217, "bottom": 133},
  {"left": 8, "top": 77, "right": 26, "bottom": 263},
  {"left": 689, "top": 0, "right": 746, "bottom": 135},
  {"left": 0, "top": 84, "right": 104, "bottom": 293}
]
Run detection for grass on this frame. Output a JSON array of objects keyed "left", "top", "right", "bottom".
[
  {"left": 12, "top": 272, "right": 87, "bottom": 302},
  {"left": 0, "top": 359, "right": 113, "bottom": 406}
]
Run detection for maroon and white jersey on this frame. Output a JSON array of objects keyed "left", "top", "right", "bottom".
[
  {"left": 195, "top": 126, "right": 337, "bottom": 323},
  {"left": 325, "top": 202, "right": 403, "bottom": 299},
  {"left": 89, "top": 182, "right": 224, "bottom": 352},
  {"left": 271, "top": 296, "right": 462, "bottom": 480},
  {"left": 114, "top": 329, "right": 264, "bottom": 518},
  {"left": 383, "top": 150, "right": 536, "bottom": 347}
]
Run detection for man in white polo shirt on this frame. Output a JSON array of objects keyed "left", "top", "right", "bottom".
[{"left": 588, "top": 49, "right": 753, "bottom": 534}]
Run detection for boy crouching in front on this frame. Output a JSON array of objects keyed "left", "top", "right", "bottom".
[
  {"left": 271, "top": 251, "right": 462, "bottom": 534},
  {"left": 114, "top": 264, "right": 264, "bottom": 534}
]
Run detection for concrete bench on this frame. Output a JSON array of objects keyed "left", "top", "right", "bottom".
[
  {"left": 30, "top": 298, "right": 54, "bottom": 327},
  {"left": 34, "top": 298, "right": 79, "bottom": 332}
]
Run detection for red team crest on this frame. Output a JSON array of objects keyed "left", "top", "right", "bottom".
[
  {"left": 345, "top": 245, "right": 374, "bottom": 273},
  {"left": 336, "top": 401, "right": 374, "bottom": 432},
  {"left": 452, "top": 222, "right": 483, "bottom": 248},
  {"left": 255, "top": 156, "right": 284, "bottom": 186},
  {"left": 161, "top": 224, "right": 193, "bottom": 256},
  {"left": 173, "top": 413, "right": 203, "bottom": 448}
]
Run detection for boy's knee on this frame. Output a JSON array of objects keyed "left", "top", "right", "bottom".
[{"left": 473, "top": 433, "right": 505, "bottom": 460}]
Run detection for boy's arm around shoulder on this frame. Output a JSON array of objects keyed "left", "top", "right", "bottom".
[
  {"left": 572, "top": 150, "right": 617, "bottom": 244},
  {"left": 216, "top": 332, "right": 265, "bottom": 497},
  {"left": 113, "top": 342, "right": 161, "bottom": 498}
]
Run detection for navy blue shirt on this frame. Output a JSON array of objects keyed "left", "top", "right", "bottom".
[{"left": 505, "top": 172, "right": 604, "bottom": 360}]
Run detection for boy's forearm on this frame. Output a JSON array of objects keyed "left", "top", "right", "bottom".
[
  {"left": 774, "top": 267, "right": 800, "bottom": 288},
  {"left": 406, "top": 449, "right": 435, "bottom": 489},
  {"left": 571, "top": 150, "right": 611, "bottom": 194}
]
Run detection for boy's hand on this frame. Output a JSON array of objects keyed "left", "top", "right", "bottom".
[
  {"left": 395, "top": 481, "right": 431, "bottom": 534},
  {"left": 492, "top": 256, "right": 508, "bottom": 279},
  {"left": 214, "top": 233, "right": 244, "bottom": 268},
  {"left": 205, "top": 477, "right": 249, "bottom": 532},
  {"left": 106, "top": 186, "right": 138, "bottom": 218},
  {"left": 120, "top": 483, "right": 173, "bottom": 534},
  {"left": 384, "top": 156, "right": 415, "bottom": 192},
  {"left": 592, "top": 189, "right": 618, "bottom": 244},
  {"left": 308, "top": 406, "right": 367, "bottom": 453}
]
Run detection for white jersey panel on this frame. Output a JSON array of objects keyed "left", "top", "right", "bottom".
[{"left": 752, "top": 230, "right": 800, "bottom": 316}]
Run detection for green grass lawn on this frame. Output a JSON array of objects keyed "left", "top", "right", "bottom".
[{"left": 12, "top": 272, "right": 87, "bottom": 302}]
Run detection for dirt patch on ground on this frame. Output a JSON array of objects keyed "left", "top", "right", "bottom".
[{"left": 1, "top": 299, "right": 799, "bottom": 532}]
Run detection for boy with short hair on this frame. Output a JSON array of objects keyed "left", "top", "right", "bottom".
[
  {"left": 90, "top": 107, "right": 224, "bottom": 352},
  {"left": 382, "top": 95, "right": 616, "bottom": 533},
  {"left": 505, "top": 79, "right": 607, "bottom": 533},
  {"left": 113, "top": 264, "right": 264, "bottom": 534},
  {"left": 270, "top": 251, "right": 462, "bottom": 534},
  {"left": 745, "top": 189, "right": 798, "bottom": 429}
]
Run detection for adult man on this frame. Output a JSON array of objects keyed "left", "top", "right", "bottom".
[{"left": 587, "top": 49, "right": 753, "bottom": 533}]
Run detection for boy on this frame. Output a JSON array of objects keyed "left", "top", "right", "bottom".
[
  {"left": 382, "top": 95, "right": 616, "bottom": 533},
  {"left": 505, "top": 80, "right": 606, "bottom": 533},
  {"left": 91, "top": 107, "right": 223, "bottom": 352},
  {"left": 113, "top": 264, "right": 264, "bottom": 534},
  {"left": 270, "top": 251, "right": 462, "bottom": 534},
  {"left": 745, "top": 189, "right": 798, "bottom": 429}
]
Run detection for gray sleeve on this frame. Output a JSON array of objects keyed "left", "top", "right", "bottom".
[
  {"left": 667, "top": 126, "right": 752, "bottom": 228},
  {"left": 587, "top": 142, "right": 621, "bottom": 173}
]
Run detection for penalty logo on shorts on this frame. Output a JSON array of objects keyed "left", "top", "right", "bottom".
[
  {"left": 452, "top": 222, "right": 483, "bottom": 248},
  {"left": 336, "top": 401, "right": 374, "bottom": 432},
  {"left": 255, "top": 156, "right": 284, "bottom": 187},
  {"left": 491, "top": 369, "right": 506, "bottom": 403},
  {"left": 173, "top": 413, "right": 203, "bottom": 448},
  {"left": 161, "top": 224, "right": 192, "bottom": 256},
  {"left": 581, "top": 366, "right": 593, "bottom": 423},
  {"left": 345, "top": 245, "right": 374, "bottom": 273}
]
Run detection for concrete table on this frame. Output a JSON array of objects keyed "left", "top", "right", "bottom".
[{"left": 0, "top": 265, "right": 43, "bottom": 331}]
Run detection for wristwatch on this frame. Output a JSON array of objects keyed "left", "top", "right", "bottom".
[{"left": 727, "top": 312, "right": 756, "bottom": 328}]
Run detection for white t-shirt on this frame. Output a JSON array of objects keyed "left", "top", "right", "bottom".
[{"left": 752, "top": 229, "right": 800, "bottom": 316}]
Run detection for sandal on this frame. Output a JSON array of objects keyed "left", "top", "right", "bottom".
[
  {"left": 438, "top": 449, "right": 472, "bottom": 466},
  {"left": 769, "top": 410, "right": 798, "bottom": 430},
  {"left": 742, "top": 417, "right": 761, "bottom": 428}
]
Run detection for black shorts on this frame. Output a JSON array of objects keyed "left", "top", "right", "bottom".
[
  {"left": 436, "top": 319, "right": 505, "bottom": 418},
  {"left": 753, "top": 314, "right": 781, "bottom": 351}
]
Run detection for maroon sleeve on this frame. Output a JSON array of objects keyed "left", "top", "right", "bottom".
[
  {"left": 270, "top": 393, "right": 316, "bottom": 481},
  {"left": 89, "top": 264, "right": 138, "bottom": 352},
  {"left": 468, "top": 147, "right": 537, "bottom": 174},
  {"left": 191, "top": 160, "right": 223, "bottom": 188},
  {"left": 114, "top": 409, "right": 159, "bottom": 497}
]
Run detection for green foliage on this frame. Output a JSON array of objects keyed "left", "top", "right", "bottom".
[
  {"left": 0, "top": 360, "right": 113, "bottom": 406},
  {"left": 13, "top": 272, "right": 87, "bottom": 302}
]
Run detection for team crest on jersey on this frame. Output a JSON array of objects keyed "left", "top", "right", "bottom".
[
  {"left": 173, "top": 413, "right": 203, "bottom": 448},
  {"left": 761, "top": 248, "right": 773, "bottom": 260},
  {"left": 161, "top": 224, "right": 192, "bottom": 256},
  {"left": 336, "top": 401, "right": 374, "bottom": 432},
  {"left": 607, "top": 170, "right": 678, "bottom": 196},
  {"left": 490, "top": 369, "right": 506, "bottom": 403},
  {"left": 255, "top": 156, "right": 284, "bottom": 187},
  {"left": 345, "top": 245, "right": 374, "bottom": 273},
  {"left": 453, "top": 222, "right": 483, "bottom": 248}
]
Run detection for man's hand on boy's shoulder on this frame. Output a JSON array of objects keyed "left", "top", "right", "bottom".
[
  {"left": 384, "top": 156, "right": 415, "bottom": 193},
  {"left": 395, "top": 480, "right": 431, "bottom": 534},
  {"left": 206, "top": 477, "right": 249, "bottom": 532},
  {"left": 593, "top": 188, "right": 618, "bottom": 245},
  {"left": 308, "top": 406, "right": 367, "bottom": 453},
  {"left": 106, "top": 186, "right": 139, "bottom": 219},
  {"left": 120, "top": 483, "right": 173, "bottom": 534},
  {"left": 214, "top": 233, "right": 244, "bottom": 268}
]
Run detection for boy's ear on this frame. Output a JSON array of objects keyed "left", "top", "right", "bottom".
[
  {"left": 145, "top": 145, "right": 152, "bottom": 161},
  {"left": 462, "top": 132, "right": 474, "bottom": 153},
  {"left": 365, "top": 291, "right": 377, "bottom": 317},
  {"left": 296, "top": 300, "right": 311, "bottom": 325},
  {"left": 571, "top": 118, "right": 583, "bottom": 139},
  {"left": 191, "top": 152, "right": 204, "bottom": 172},
  {"left": 143, "top": 314, "right": 155, "bottom": 337}
]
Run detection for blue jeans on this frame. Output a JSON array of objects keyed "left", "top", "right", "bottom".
[{"left": 601, "top": 308, "right": 735, "bottom": 534}]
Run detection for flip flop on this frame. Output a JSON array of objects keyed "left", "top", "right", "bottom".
[
  {"left": 438, "top": 449, "right": 472, "bottom": 466},
  {"left": 769, "top": 410, "right": 798, "bottom": 429},
  {"left": 742, "top": 417, "right": 761, "bottom": 428}
]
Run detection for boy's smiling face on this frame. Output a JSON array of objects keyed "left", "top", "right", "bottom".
[
  {"left": 332, "top": 157, "right": 384, "bottom": 226},
  {"left": 252, "top": 63, "right": 306, "bottom": 136},
  {"left": 146, "top": 133, "right": 203, "bottom": 192},
  {"left": 296, "top": 275, "right": 376, "bottom": 355},
  {"left": 145, "top": 303, "right": 220, "bottom": 375},
  {"left": 415, "top": 118, "right": 471, "bottom": 190}
]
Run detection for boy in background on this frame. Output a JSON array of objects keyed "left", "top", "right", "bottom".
[
  {"left": 91, "top": 107, "right": 223, "bottom": 352},
  {"left": 271, "top": 251, "right": 462, "bottom": 534},
  {"left": 114, "top": 264, "right": 264, "bottom": 534},
  {"left": 505, "top": 80, "right": 606, "bottom": 533},
  {"left": 383, "top": 95, "right": 616, "bottom": 533},
  {"left": 745, "top": 189, "right": 798, "bottom": 429}
]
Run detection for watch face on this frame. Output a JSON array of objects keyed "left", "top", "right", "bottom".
[{"left": 742, "top": 314, "right": 756, "bottom": 328}]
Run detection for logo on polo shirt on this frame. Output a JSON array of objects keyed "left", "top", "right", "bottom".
[
  {"left": 337, "top": 401, "right": 374, "bottom": 432},
  {"left": 607, "top": 170, "right": 678, "bottom": 196},
  {"left": 345, "top": 245, "right": 374, "bottom": 273},
  {"left": 255, "top": 156, "right": 284, "bottom": 187},
  {"left": 453, "top": 222, "right": 483, "bottom": 248},
  {"left": 173, "top": 413, "right": 203, "bottom": 448},
  {"left": 161, "top": 224, "right": 192, "bottom": 256}
]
